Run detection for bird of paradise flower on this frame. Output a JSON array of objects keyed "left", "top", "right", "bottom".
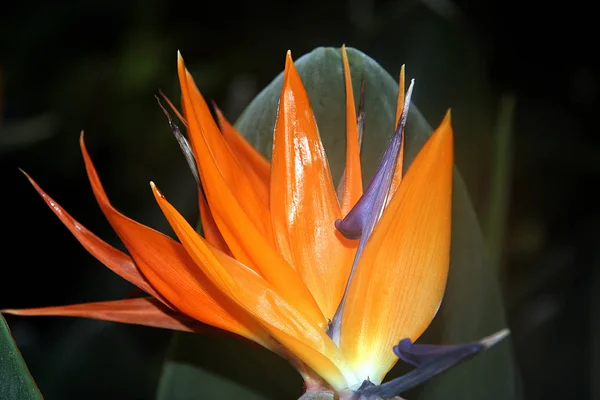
[{"left": 3, "top": 46, "right": 508, "bottom": 399}]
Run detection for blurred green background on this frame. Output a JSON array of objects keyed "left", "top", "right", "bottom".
[{"left": 0, "top": 0, "right": 597, "bottom": 399}]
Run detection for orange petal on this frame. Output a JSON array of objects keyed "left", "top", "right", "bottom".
[
  {"left": 388, "top": 65, "right": 406, "bottom": 203},
  {"left": 198, "top": 187, "right": 231, "bottom": 255},
  {"left": 192, "top": 162, "right": 326, "bottom": 328},
  {"left": 340, "top": 112, "right": 453, "bottom": 384},
  {"left": 339, "top": 45, "right": 363, "bottom": 215},
  {"left": 394, "top": 65, "right": 406, "bottom": 129},
  {"left": 2, "top": 298, "right": 202, "bottom": 332},
  {"left": 177, "top": 55, "right": 325, "bottom": 328},
  {"left": 22, "top": 171, "right": 162, "bottom": 300},
  {"left": 177, "top": 54, "right": 273, "bottom": 240},
  {"left": 214, "top": 104, "right": 270, "bottom": 204},
  {"left": 151, "top": 184, "right": 358, "bottom": 390},
  {"left": 270, "top": 51, "right": 356, "bottom": 319},
  {"left": 79, "top": 134, "right": 267, "bottom": 346}
]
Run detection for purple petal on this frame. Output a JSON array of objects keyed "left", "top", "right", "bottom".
[
  {"left": 336, "top": 79, "right": 413, "bottom": 241},
  {"left": 355, "top": 329, "right": 510, "bottom": 398},
  {"left": 394, "top": 338, "right": 483, "bottom": 367},
  {"left": 334, "top": 129, "right": 403, "bottom": 240}
]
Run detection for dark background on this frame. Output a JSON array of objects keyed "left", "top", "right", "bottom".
[{"left": 1, "top": 0, "right": 597, "bottom": 399}]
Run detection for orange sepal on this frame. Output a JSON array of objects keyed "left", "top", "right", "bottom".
[
  {"left": 22, "top": 171, "right": 161, "bottom": 300},
  {"left": 2, "top": 298, "right": 202, "bottom": 333},
  {"left": 213, "top": 104, "right": 270, "bottom": 203},
  {"left": 388, "top": 65, "right": 406, "bottom": 203},
  {"left": 177, "top": 55, "right": 326, "bottom": 328},
  {"left": 177, "top": 54, "right": 272, "bottom": 240},
  {"left": 152, "top": 184, "right": 358, "bottom": 390},
  {"left": 339, "top": 45, "right": 363, "bottom": 215},
  {"left": 269, "top": 51, "right": 356, "bottom": 319},
  {"left": 79, "top": 134, "right": 268, "bottom": 346},
  {"left": 340, "top": 112, "right": 453, "bottom": 384}
]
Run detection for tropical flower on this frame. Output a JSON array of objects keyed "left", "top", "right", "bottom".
[{"left": 4, "top": 46, "right": 507, "bottom": 398}]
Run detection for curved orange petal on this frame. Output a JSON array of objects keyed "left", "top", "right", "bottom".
[
  {"left": 388, "top": 65, "right": 406, "bottom": 203},
  {"left": 22, "top": 171, "right": 161, "bottom": 300},
  {"left": 339, "top": 45, "right": 363, "bottom": 215},
  {"left": 79, "top": 134, "right": 267, "bottom": 346},
  {"left": 340, "top": 112, "right": 453, "bottom": 384},
  {"left": 177, "top": 54, "right": 273, "bottom": 241},
  {"left": 152, "top": 184, "right": 358, "bottom": 390},
  {"left": 270, "top": 51, "right": 356, "bottom": 319},
  {"left": 2, "top": 298, "right": 202, "bottom": 332},
  {"left": 213, "top": 104, "right": 270, "bottom": 203},
  {"left": 192, "top": 162, "right": 326, "bottom": 328},
  {"left": 177, "top": 56, "right": 325, "bottom": 328}
]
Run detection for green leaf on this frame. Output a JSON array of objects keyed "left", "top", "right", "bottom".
[
  {"left": 158, "top": 47, "right": 519, "bottom": 399},
  {"left": 0, "top": 316, "right": 43, "bottom": 400}
]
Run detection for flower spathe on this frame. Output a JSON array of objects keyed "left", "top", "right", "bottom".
[{"left": 5, "top": 47, "right": 476, "bottom": 395}]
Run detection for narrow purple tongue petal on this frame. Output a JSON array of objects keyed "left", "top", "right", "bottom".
[
  {"left": 355, "top": 329, "right": 510, "bottom": 398},
  {"left": 334, "top": 127, "right": 403, "bottom": 239},
  {"left": 327, "top": 80, "right": 414, "bottom": 343}
]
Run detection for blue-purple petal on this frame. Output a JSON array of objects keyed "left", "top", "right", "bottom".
[
  {"left": 334, "top": 130, "right": 402, "bottom": 241},
  {"left": 354, "top": 329, "right": 510, "bottom": 398},
  {"left": 394, "top": 338, "right": 484, "bottom": 368}
]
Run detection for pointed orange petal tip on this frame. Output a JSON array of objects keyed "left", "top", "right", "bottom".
[
  {"left": 211, "top": 100, "right": 223, "bottom": 118},
  {"left": 341, "top": 44, "right": 348, "bottom": 60},
  {"left": 19, "top": 168, "right": 33, "bottom": 183},
  {"left": 177, "top": 51, "right": 187, "bottom": 77},
  {"left": 149, "top": 181, "right": 161, "bottom": 197},
  {"left": 211, "top": 102, "right": 230, "bottom": 131},
  {"left": 394, "top": 65, "right": 406, "bottom": 128},
  {"left": 437, "top": 109, "right": 452, "bottom": 139},
  {"left": 79, "top": 132, "right": 93, "bottom": 162},
  {"left": 285, "top": 50, "right": 294, "bottom": 71}
]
